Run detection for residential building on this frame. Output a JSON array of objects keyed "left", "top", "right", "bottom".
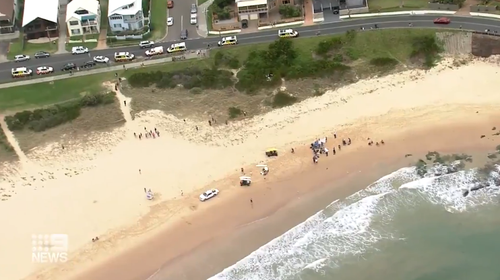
[
  {"left": 22, "top": 0, "right": 59, "bottom": 39},
  {"left": 66, "top": 0, "right": 100, "bottom": 36},
  {"left": 108, "top": 0, "right": 145, "bottom": 33},
  {"left": 236, "top": 0, "right": 297, "bottom": 21},
  {"left": 0, "top": 0, "right": 16, "bottom": 33}
]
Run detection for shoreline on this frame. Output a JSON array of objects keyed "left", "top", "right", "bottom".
[{"left": 1, "top": 58, "right": 498, "bottom": 280}]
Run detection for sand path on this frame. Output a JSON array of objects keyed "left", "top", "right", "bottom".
[{"left": 0, "top": 115, "right": 29, "bottom": 163}]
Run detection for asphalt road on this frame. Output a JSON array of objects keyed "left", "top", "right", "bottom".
[
  {"left": 3, "top": 15, "right": 500, "bottom": 83},
  {"left": 165, "top": 0, "right": 199, "bottom": 41}
]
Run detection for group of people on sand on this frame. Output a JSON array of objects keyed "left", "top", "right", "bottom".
[
  {"left": 308, "top": 133, "right": 352, "bottom": 163},
  {"left": 367, "top": 138, "right": 385, "bottom": 146},
  {"left": 134, "top": 127, "right": 160, "bottom": 140}
]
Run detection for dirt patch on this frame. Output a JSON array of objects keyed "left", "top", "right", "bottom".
[
  {"left": 437, "top": 32, "right": 472, "bottom": 55},
  {"left": 471, "top": 33, "right": 500, "bottom": 57},
  {"left": 13, "top": 102, "right": 125, "bottom": 153}
]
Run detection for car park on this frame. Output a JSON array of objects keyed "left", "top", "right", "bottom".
[
  {"left": 168, "top": 0, "right": 174, "bottom": 8},
  {"left": 139, "top": 40, "right": 154, "bottom": 48},
  {"left": 61, "top": 63, "right": 77, "bottom": 71},
  {"left": 433, "top": 17, "right": 450, "bottom": 24},
  {"left": 167, "top": 17, "right": 174, "bottom": 26},
  {"left": 80, "top": 61, "right": 96, "bottom": 68},
  {"left": 72, "top": 46, "right": 89, "bottom": 54},
  {"left": 114, "top": 52, "right": 135, "bottom": 62},
  {"left": 180, "top": 29, "right": 188, "bottom": 40},
  {"left": 191, "top": 3, "right": 197, "bottom": 13},
  {"left": 14, "top": 54, "right": 30, "bottom": 62},
  {"left": 167, "top": 42, "right": 187, "bottom": 53},
  {"left": 145, "top": 46, "right": 164, "bottom": 56},
  {"left": 218, "top": 36, "right": 238, "bottom": 46},
  {"left": 34, "top": 51, "right": 50, "bottom": 59},
  {"left": 278, "top": 29, "right": 299, "bottom": 38},
  {"left": 190, "top": 13, "right": 197, "bottom": 25},
  {"left": 11, "top": 67, "right": 33, "bottom": 78},
  {"left": 36, "top": 66, "right": 54, "bottom": 75},
  {"left": 199, "top": 189, "right": 219, "bottom": 202},
  {"left": 93, "top": 56, "right": 109, "bottom": 63}
]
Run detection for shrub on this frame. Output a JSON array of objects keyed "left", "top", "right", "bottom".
[
  {"left": 190, "top": 87, "right": 203, "bottom": 94},
  {"left": 279, "top": 5, "right": 301, "bottom": 18},
  {"left": 4, "top": 92, "right": 115, "bottom": 132},
  {"left": 228, "top": 107, "right": 243, "bottom": 118},
  {"left": 411, "top": 35, "right": 443, "bottom": 68},
  {"left": 272, "top": 91, "right": 297, "bottom": 108},
  {"left": 214, "top": 52, "right": 241, "bottom": 69},
  {"left": 370, "top": 57, "right": 398, "bottom": 68}
]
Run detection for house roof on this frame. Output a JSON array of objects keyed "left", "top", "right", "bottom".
[
  {"left": 66, "top": 0, "right": 99, "bottom": 22},
  {"left": 0, "top": 0, "right": 14, "bottom": 21},
  {"left": 108, "top": 0, "right": 142, "bottom": 17},
  {"left": 22, "top": 0, "right": 59, "bottom": 27}
]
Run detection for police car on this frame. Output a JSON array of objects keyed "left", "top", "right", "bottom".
[
  {"left": 11, "top": 67, "right": 33, "bottom": 78},
  {"left": 145, "top": 46, "right": 164, "bottom": 56},
  {"left": 14, "top": 54, "right": 30, "bottom": 62},
  {"left": 166, "top": 42, "right": 187, "bottom": 53},
  {"left": 199, "top": 189, "right": 219, "bottom": 202},
  {"left": 278, "top": 29, "right": 299, "bottom": 38},
  {"left": 36, "top": 66, "right": 54, "bottom": 75},
  {"left": 217, "top": 36, "right": 238, "bottom": 46},
  {"left": 114, "top": 52, "right": 135, "bottom": 62}
]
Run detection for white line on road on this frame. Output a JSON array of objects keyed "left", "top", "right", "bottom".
[{"left": 181, "top": 15, "right": 184, "bottom": 31}]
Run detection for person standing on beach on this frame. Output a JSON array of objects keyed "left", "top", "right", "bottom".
[
  {"left": 334, "top": 132, "right": 337, "bottom": 139},
  {"left": 123, "top": 100, "right": 127, "bottom": 106},
  {"left": 338, "top": 144, "right": 341, "bottom": 151},
  {"left": 332, "top": 147, "right": 336, "bottom": 155}
]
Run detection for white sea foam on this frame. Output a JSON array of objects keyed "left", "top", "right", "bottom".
[{"left": 208, "top": 166, "right": 499, "bottom": 280}]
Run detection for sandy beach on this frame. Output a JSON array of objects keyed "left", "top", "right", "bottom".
[{"left": 1, "top": 56, "right": 500, "bottom": 280}]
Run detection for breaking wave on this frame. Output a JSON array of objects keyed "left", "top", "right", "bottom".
[{"left": 208, "top": 165, "right": 500, "bottom": 280}]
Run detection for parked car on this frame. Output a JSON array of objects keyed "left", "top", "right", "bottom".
[
  {"left": 190, "top": 13, "right": 197, "bottom": 25},
  {"left": 61, "top": 63, "right": 77, "bottom": 71},
  {"left": 80, "top": 61, "right": 96, "bottom": 68},
  {"left": 168, "top": 0, "right": 174, "bottom": 8},
  {"left": 72, "top": 46, "right": 89, "bottom": 54},
  {"left": 167, "top": 17, "right": 174, "bottom": 26},
  {"left": 14, "top": 54, "right": 30, "bottom": 62},
  {"left": 139, "top": 40, "right": 154, "bottom": 48},
  {"left": 191, "top": 3, "right": 197, "bottom": 13},
  {"left": 199, "top": 189, "right": 219, "bottom": 202},
  {"left": 93, "top": 56, "right": 109, "bottom": 63},
  {"left": 433, "top": 17, "right": 450, "bottom": 24},
  {"left": 180, "top": 29, "right": 188, "bottom": 40},
  {"left": 36, "top": 66, "right": 54, "bottom": 75},
  {"left": 34, "top": 51, "right": 50, "bottom": 59}
]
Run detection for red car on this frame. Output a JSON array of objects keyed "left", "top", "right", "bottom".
[
  {"left": 434, "top": 17, "right": 450, "bottom": 24},
  {"left": 167, "top": 0, "right": 173, "bottom": 8}
]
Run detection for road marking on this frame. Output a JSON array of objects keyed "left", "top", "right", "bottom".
[{"left": 180, "top": 15, "right": 184, "bottom": 31}]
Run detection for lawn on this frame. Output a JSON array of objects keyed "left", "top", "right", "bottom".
[
  {"left": 368, "top": 0, "right": 428, "bottom": 12},
  {"left": 8, "top": 36, "right": 58, "bottom": 59},
  {"left": 198, "top": 0, "right": 210, "bottom": 5},
  {"left": 150, "top": 0, "right": 167, "bottom": 40},
  {"left": 0, "top": 28, "right": 442, "bottom": 112},
  {"left": 65, "top": 42, "right": 98, "bottom": 52}
]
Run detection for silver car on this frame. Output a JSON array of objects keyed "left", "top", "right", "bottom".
[
  {"left": 14, "top": 54, "right": 30, "bottom": 62},
  {"left": 191, "top": 3, "right": 197, "bottom": 13}
]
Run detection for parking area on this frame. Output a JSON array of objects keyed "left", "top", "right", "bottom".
[{"left": 166, "top": 0, "right": 201, "bottom": 41}]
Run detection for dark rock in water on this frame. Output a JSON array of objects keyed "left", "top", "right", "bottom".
[
  {"left": 463, "top": 190, "right": 469, "bottom": 197},
  {"left": 493, "top": 177, "right": 500, "bottom": 186},
  {"left": 471, "top": 183, "right": 488, "bottom": 192}
]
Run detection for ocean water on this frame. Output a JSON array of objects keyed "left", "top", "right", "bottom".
[{"left": 208, "top": 164, "right": 500, "bottom": 280}]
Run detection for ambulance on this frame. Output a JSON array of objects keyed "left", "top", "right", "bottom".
[
  {"left": 114, "top": 52, "right": 135, "bottom": 62},
  {"left": 11, "top": 67, "right": 33, "bottom": 78},
  {"left": 217, "top": 36, "right": 238, "bottom": 46},
  {"left": 166, "top": 42, "right": 187, "bottom": 53}
]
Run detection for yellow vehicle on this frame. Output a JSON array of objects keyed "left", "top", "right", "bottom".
[
  {"left": 114, "top": 52, "right": 135, "bottom": 62},
  {"left": 217, "top": 36, "right": 238, "bottom": 46},
  {"left": 11, "top": 67, "right": 33, "bottom": 78},
  {"left": 278, "top": 29, "right": 299, "bottom": 38},
  {"left": 167, "top": 42, "right": 187, "bottom": 53},
  {"left": 265, "top": 149, "right": 278, "bottom": 157}
]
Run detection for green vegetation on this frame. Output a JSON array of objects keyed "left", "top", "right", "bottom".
[
  {"left": 228, "top": 106, "right": 243, "bottom": 118},
  {"left": 65, "top": 42, "right": 98, "bottom": 51},
  {"left": 211, "top": 0, "right": 233, "bottom": 20},
  {"left": 430, "top": 0, "right": 464, "bottom": 7},
  {"left": 370, "top": 57, "right": 399, "bottom": 68},
  {"left": 416, "top": 152, "right": 473, "bottom": 177},
  {"left": 128, "top": 67, "right": 234, "bottom": 89},
  {"left": 368, "top": 0, "right": 428, "bottom": 12},
  {"left": 272, "top": 91, "right": 298, "bottom": 108},
  {"left": 198, "top": 0, "right": 209, "bottom": 4},
  {"left": 4, "top": 93, "right": 116, "bottom": 132},
  {"left": 214, "top": 52, "right": 240, "bottom": 69},
  {"left": 279, "top": 5, "right": 302, "bottom": 18},
  {"left": 150, "top": 0, "right": 167, "bottom": 40},
  {"left": 424, "top": 151, "right": 472, "bottom": 164},
  {"left": 8, "top": 36, "right": 58, "bottom": 59},
  {"left": 0, "top": 128, "right": 14, "bottom": 155}
]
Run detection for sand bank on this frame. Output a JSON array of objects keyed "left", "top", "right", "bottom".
[{"left": 0, "top": 57, "right": 498, "bottom": 280}]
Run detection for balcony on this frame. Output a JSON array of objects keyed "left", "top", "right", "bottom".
[
  {"left": 238, "top": 4, "right": 268, "bottom": 14},
  {"left": 81, "top": 20, "right": 98, "bottom": 26}
]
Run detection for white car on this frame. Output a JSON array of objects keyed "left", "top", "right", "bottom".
[
  {"left": 199, "top": 189, "right": 219, "bottom": 202},
  {"left": 36, "top": 66, "right": 54, "bottom": 75},
  {"left": 14, "top": 54, "right": 30, "bottom": 62},
  {"left": 72, "top": 46, "right": 89, "bottom": 54},
  {"left": 167, "top": 17, "right": 174, "bottom": 26},
  {"left": 190, "top": 13, "right": 197, "bottom": 25},
  {"left": 93, "top": 56, "right": 109, "bottom": 63},
  {"left": 139, "top": 40, "right": 155, "bottom": 48}
]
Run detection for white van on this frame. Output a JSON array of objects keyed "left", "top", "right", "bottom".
[
  {"left": 190, "top": 13, "right": 197, "bottom": 25},
  {"left": 114, "top": 52, "right": 135, "bottom": 61},
  {"left": 145, "top": 46, "right": 164, "bottom": 56},
  {"left": 11, "top": 67, "right": 33, "bottom": 78},
  {"left": 167, "top": 42, "right": 187, "bottom": 53}
]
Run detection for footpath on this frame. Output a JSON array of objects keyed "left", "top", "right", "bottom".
[{"left": 0, "top": 51, "right": 205, "bottom": 89}]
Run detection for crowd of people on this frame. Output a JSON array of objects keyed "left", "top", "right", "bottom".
[
  {"left": 307, "top": 133, "right": 354, "bottom": 163},
  {"left": 134, "top": 127, "right": 160, "bottom": 140}
]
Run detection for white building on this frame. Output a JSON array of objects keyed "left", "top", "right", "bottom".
[
  {"left": 108, "top": 0, "right": 145, "bottom": 32},
  {"left": 66, "top": 0, "right": 100, "bottom": 36}
]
